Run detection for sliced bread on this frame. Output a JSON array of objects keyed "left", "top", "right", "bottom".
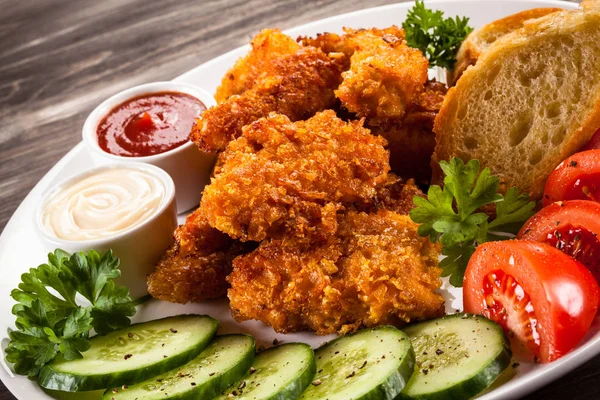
[
  {"left": 450, "top": 8, "right": 561, "bottom": 84},
  {"left": 433, "top": 6, "right": 600, "bottom": 201}
]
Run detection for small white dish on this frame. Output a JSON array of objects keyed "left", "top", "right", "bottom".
[
  {"left": 34, "top": 163, "right": 177, "bottom": 299},
  {"left": 82, "top": 81, "right": 216, "bottom": 213}
]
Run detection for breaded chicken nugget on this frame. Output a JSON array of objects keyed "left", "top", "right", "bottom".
[
  {"left": 215, "top": 29, "right": 301, "bottom": 103},
  {"left": 364, "top": 173, "right": 425, "bottom": 215},
  {"left": 371, "top": 80, "right": 448, "bottom": 184},
  {"left": 148, "top": 175, "right": 422, "bottom": 305},
  {"left": 147, "top": 208, "right": 250, "bottom": 303},
  {"left": 298, "top": 26, "right": 406, "bottom": 61},
  {"left": 335, "top": 31, "right": 429, "bottom": 125},
  {"left": 228, "top": 210, "right": 444, "bottom": 335},
  {"left": 191, "top": 46, "right": 344, "bottom": 152},
  {"left": 199, "top": 111, "right": 390, "bottom": 242},
  {"left": 301, "top": 26, "right": 427, "bottom": 124}
]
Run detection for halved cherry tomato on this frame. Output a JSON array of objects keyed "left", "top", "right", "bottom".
[
  {"left": 518, "top": 200, "right": 600, "bottom": 283},
  {"left": 583, "top": 128, "right": 600, "bottom": 150},
  {"left": 464, "top": 240, "right": 599, "bottom": 363},
  {"left": 543, "top": 150, "right": 600, "bottom": 206}
]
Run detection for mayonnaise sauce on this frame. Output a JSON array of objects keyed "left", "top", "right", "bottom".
[{"left": 41, "top": 168, "right": 166, "bottom": 241}]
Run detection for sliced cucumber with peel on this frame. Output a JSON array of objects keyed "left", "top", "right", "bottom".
[
  {"left": 104, "top": 334, "right": 255, "bottom": 400},
  {"left": 398, "top": 313, "right": 512, "bottom": 400},
  {"left": 300, "top": 326, "right": 414, "bottom": 400},
  {"left": 215, "top": 343, "right": 316, "bottom": 400},
  {"left": 39, "top": 315, "right": 218, "bottom": 392}
]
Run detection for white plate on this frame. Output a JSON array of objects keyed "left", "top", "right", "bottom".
[{"left": 1, "top": 1, "right": 597, "bottom": 399}]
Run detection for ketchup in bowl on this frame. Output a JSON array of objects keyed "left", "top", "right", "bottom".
[{"left": 97, "top": 92, "right": 205, "bottom": 157}]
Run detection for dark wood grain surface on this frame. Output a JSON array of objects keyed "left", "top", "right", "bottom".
[{"left": 1, "top": 0, "right": 597, "bottom": 399}]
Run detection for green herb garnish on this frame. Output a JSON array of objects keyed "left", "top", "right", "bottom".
[
  {"left": 402, "top": 0, "right": 473, "bottom": 69},
  {"left": 6, "top": 249, "right": 136, "bottom": 377},
  {"left": 410, "top": 158, "right": 536, "bottom": 287}
]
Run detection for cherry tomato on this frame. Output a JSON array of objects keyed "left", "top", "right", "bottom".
[
  {"left": 543, "top": 150, "right": 600, "bottom": 206},
  {"left": 583, "top": 128, "right": 600, "bottom": 150},
  {"left": 464, "top": 240, "right": 599, "bottom": 363},
  {"left": 518, "top": 200, "right": 600, "bottom": 284}
]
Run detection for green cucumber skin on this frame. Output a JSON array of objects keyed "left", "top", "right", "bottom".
[
  {"left": 397, "top": 314, "right": 512, "bottom": 400},
  {"left": 268, "top": 350, "right": 316, "bottom": 400},
  {"left": 218, "top": 343, "right": 316, "bottom": 400},
  {"left": 38, "top": 315, "right": 219, "bottom": 392},
  {"left": 356, "top": 346, "right": 415, "bottom": 400},
  {"left": 102, "top": 334, "right": 256, "bottom": 400},
  {"left": 395, "top": 349, "right": 511, "bottom": 400},
  {"left": 302, "top": 326, "right": 415, "bottom": 400},
  {"left": 270, "top": 365, "right": 315, "bottom": 400},
  {"left": 186, "top": 335, "right": 255, "bottom": 400}
]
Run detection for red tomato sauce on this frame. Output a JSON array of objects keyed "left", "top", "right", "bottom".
[{"left": 97, "top": 92, "right": 205, "bottom": 157}]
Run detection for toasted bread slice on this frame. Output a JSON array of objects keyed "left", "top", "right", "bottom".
[
  {"left": 433, "top": 7, "right": 600, "bottom": 201},
  {"left": 450, "top": 8, "right": 561, "bottom": 84}
]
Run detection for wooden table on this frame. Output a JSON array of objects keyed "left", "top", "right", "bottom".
[{"left": 1, "top": 0, "right": 597, "bottom": 399}]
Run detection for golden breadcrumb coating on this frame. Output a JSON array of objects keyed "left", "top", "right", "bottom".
[
  {"left": 191, "top": 46, "right": 344, "bottom": 152},
  {"left": 298, "top": 26, "right": 406, "bottom": 61},
  {"left": 147, "top": 208, "right": 251, "bottom": 304},
  {"left": 228, "top": 210, "right": 444, "bottom": 335},
  {"left": 302, "top": 27, "right": 444, "bottom": 183},
  {"left": 151, "top": 26, "right": 448, "bottom": 318},
  {"left": 367, "top": 174, "right": 425, "bottom": 215},
  {"left": 335, "top": 30, "right": 429, "bottom": 125},
  {"left": 215, "top": 29, "right": 301, "bottom": 103},
  {"left": 148, "top": 174, "right": 423, "bottom": 305},
  {"left": 372, "top": 80, "right": 448, "bottom": 184},
  {"left": 199, "top": 110, "right": 390, "bottom": 242},
  {"left": 301, "top": 26, "right": 427, "bottom": 123},
  {"left": 412, "top": 79, "right": 448, "bottom": 114}
]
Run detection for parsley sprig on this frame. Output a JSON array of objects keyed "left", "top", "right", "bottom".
[
  {"left": 402, "top": 0, "right": 473, "bottom": 69},
  {"left": 6, "top": 249, "right": 136, "bottom": 377},
  {"left": 410, "top": 159, "right": 536, "bottom": 287}
]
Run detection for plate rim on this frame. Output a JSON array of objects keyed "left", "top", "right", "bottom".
[{"left": 0, "top": 1, "right": 592, "bottom": 399}]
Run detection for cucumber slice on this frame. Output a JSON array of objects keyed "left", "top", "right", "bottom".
[
  {"left": 215, "top": 343, "right": 316, "bottom": 400},
  {"left": 300, "top": 326, "right": 414, "bottom": 400},
  {"left": 104, "top": 334, "right": 255, "bottom": 400},
  {"left": 39, "top": 315, "right": 218, "bottom": 392},
  {"left": 399, "top": 313, "right": 512, "bottom": 400}
]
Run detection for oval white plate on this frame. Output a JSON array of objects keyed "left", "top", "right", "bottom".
[{"left": 1, "top": 1, "right": 597, "bottom": 399}]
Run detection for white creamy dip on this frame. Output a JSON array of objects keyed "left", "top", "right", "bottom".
[{"left": 41, "top": 168, "right": 166, "bottom": 241}]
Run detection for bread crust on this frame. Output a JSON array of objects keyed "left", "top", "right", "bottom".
[
  {"left": 450, "top": 8, "right": 561, "bottom": 85},
  {"left": 434, "top": 7, "right": 600, "bottom": 200}
]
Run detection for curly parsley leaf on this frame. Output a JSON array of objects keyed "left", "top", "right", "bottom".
[
  {"left": 402, "top": 0, "right": 473, "bottom": 69},
  {"left": 439, "top": 243, "right": 476, "bottom": 287},
  {"left": 490, "top": 187, "right": 537, "bottom": 234},
  {"left": 6, "top": 326, "right": 57, "bottom": 377},
  {"left": 5, "top": 249, "right": 136, "bottom": 377},
  {"left": 410, "top": 158, "right": 536, "bottom": 287},
  {"left": 91, "top": 281, "right": 136, "bottom": 335}
]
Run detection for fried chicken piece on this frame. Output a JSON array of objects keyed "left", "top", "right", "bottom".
[
  {"left": 148, "top": 170, "right": 418, "bottom": 306},
  {"left": 228, "top": 210, "right": 444, "bottom": 335},
  {"left": 302, "top": 27, "right": 445, "bottom": 182},
  {"left": 301, "top": 27, "right": 428, "bottom": 123},
  {"left": 199, "top": 110, "right": 390, "bottom": 242},
  {"left": 371, "top": 80, "right": 448, "bottom": 184},
  {"left": 298, "top": 26, "right": 406, "bottom": 64},
  {"left": 191, "top": 46, "right": 344, "bottom": 152},
  {"left": 147, "top": 207, "right": 250, "bottom": 304},
  {"left": 335, "top": 31, "right": 429, "bottom": 125},
  {"left": 365, "top": 174, "right": 424, "bottom": 214},
  {"left": 413, "top": 79, "right": 448, "bottom": 113},
  {"left": 215, "top": 29, "right": 301, "bottom": 103}
]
